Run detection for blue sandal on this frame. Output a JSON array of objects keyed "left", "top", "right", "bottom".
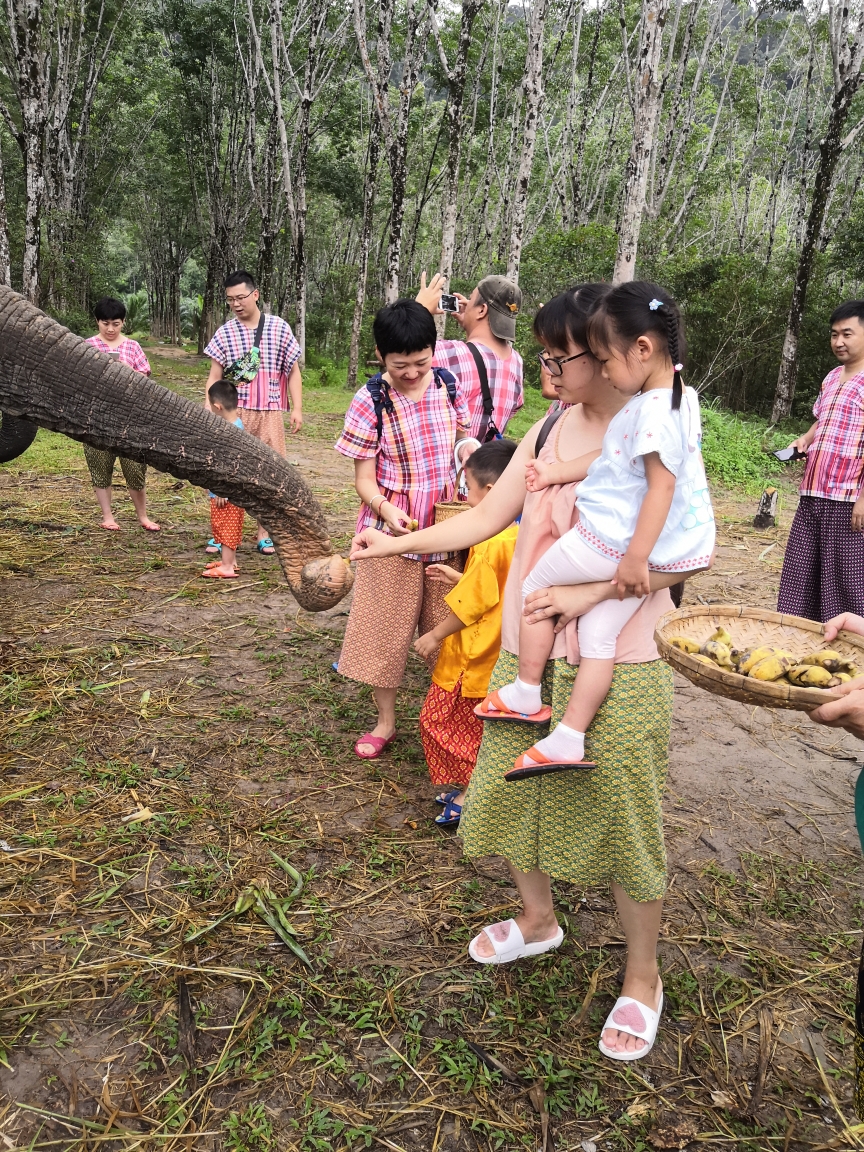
[
  {"left": 205, "top": 538, "right": 222, "bottom": 554},
  {"left": 257, "top": 537, "right": 275, "bottom": 555},
  {"left": 435, "top": 790, "right": 460, "bottom": 807},
  {"left": 435, "top": 797, "right": 462, "bottom": 826}
]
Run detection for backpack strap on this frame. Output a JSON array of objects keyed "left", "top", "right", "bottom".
[
  {"left": 534, "top": 406, "right": 565, "bottom": 458},
  {"left": 433, "top": 366, "right": 458, "bottom": 409},
  {"left": 252, "top": 311, "right": 266, "bottom": 350},
  {"left": 466, "top": 341, "right": 501, "bottom": 441},
  {"left": 365, "top": 372, "right": 395, "bottom": 441}
]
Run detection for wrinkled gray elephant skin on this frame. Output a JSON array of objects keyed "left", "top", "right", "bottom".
[{"left": 0, "top": 286, "right": 353, "bottom": 611}]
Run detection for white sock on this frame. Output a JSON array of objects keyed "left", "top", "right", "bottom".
[
  {"left": 532, "top": 723, "right": 585, "bottom": 763},
  {"left": 497, "top": 676, "right": 543, "bottom": 716}
]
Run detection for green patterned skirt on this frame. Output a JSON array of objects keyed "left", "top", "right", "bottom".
[{"left": 459, "top": 651, "right": 674, "bottom": 902}]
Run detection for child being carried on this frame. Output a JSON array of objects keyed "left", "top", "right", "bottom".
[{"left": 476, "top": 281, "right": 715, "bottom": 781}]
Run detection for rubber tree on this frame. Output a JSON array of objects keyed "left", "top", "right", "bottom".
[
  {"left": 612, "top": 0, "right": 671, "bottom": 283},
  {"left": 771, "top": 0, "right": 864, "bottom": 423}
]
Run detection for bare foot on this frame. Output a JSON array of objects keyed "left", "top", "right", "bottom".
[
  {"left": 100, "top": 519, "right": 121, "bottom": 531},
  {"left": 356, "top": 722, "right": 395, "bottom": 757},
  {"left": 601, "top": 974, "right": 662, "bottom": 1055},
  {"left": 472, "top": 912, "right": 559, "bottom": 959},
  {"left": 139, "top": 518, "right": 161, "bottom": 531}
]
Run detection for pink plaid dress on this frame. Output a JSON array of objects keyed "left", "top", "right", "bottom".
[
  {"left": 85, "top": 336, "right": 150, "bottom": 375},
  {"left": 433, "top": 339, "right": 523, "bottom": 439},
  {"left": 336, "top": 373, "right": 470, "bottom": 562},
  {"left": 204, "top": 315, "right": 301, "bottom": 410},
  {"left": 800, "top": 366, "right": 864, "bottom": 501}
]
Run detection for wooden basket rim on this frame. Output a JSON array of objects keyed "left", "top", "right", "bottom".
[{"left": 654, "top": 603, "right": 864, "bottom": 709}]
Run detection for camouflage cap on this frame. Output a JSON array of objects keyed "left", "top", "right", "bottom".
[{"left": 476, "top": 275, "right": 522, "bottom": 342}]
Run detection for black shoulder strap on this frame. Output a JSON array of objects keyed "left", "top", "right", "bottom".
[
  {"left": 253, "top": 311, "right": 266, "bottom": 349},
  {"left": 365, "top": 372, "right": 394, "bottom": 441},
  {"left": 466, "top": 342, "right": 501, "bottom": 441},
  {"left": 433, "top": 366, "right": 458, "bottom": 409},
  {"left": 534, "top": 406, "right": 564, "bottom": 458}
]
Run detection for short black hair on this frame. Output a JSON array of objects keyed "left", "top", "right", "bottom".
[
  {"left": 373, "top": 299, "right": 437, "bottom": 359},
  {"left": 463, "top": 438, "right": 518, "bottom": 487},
  {"left": 209, "top": 380, "right": 239, "bottom": 410},
  {"left": 533, "top": 284, "right": 608, "bottom": 352},
  {"left": 830, "top": 300, "right": 864, "bottom": 326},
  {"left": 94, "top": 296, "right": 126, "bottom": 322},
  {"left": 224, "top": 270, "right": 257, "bottom": 292}
]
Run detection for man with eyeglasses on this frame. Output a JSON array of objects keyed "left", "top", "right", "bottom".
[
  {"left": 416, "top": 272, "right": 524, "bottom": 443},
  {"left": 203, "top": 270, "right": 303, "bottom": 555}
]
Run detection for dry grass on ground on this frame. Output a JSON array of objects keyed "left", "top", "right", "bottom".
[{"left": 1, "top": 351, "right": 863, "bottom": 1152}]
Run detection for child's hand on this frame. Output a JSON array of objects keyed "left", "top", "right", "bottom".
[
  {"left": 212, "top": 496, "right": 228, "bottom": 509},
  {"left": 380, "top": 503, "right": 414, "bottom": 535},
  {"left": 425, "top": 563, "right": 461, "bottom": 586},
  {"left": 414, "top": 630, "right": 440, "bottom": 660},
  {"left": 289, "top": 410, "right": 303, "bottom": 434},
  {"left": 613, "top": 554, "right": 651, "bottom": 599},
  {"left": 525, "top": 458, "right": 551, "bottom": 492}
]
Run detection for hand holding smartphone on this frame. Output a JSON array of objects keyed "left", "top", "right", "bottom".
[
  {"left": 773, "top": 445, "right": 806, "bottom": 461},
  {"left": 439, "top": 293, "right": 461, "bottom": 314}
]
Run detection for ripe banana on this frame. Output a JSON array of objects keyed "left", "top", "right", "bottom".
[
  {"left": 739, "top": 646, "right": 780, "bottom": 675},
  {"left": 834, "top": 672, "right": 853, "bottom": 683},
  {"left": 801, "top": 649, "right": 842, "bottom": 671},
  {"left": 748, "top": 652, "right": 795, "bottom": 681},
  {"left": 670, "top": 636, "right": 700, "bottom": 654},
  {"left": 787, "top": 664, "right": 833, "bottom": 687},
  {"left": 701, "top": 640, "right": 734, "bottom": 669},
  {"left": 707, "top": 625, "right": 733, "bottom": 646}
]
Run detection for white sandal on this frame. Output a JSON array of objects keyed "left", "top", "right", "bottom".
[
  {"left": 468, "top": 918, "right": 564, "bottom": 965},
  {"left": 598, "top": 987, "right": 664, "bottom": 1062}
]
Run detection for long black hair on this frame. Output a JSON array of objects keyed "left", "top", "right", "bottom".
[{"left": 587, "top": 281, "right": 685, "bottom": 410}]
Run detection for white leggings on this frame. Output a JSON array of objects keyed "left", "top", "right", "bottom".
[{"left": 521, "top": 529, "right": 644, "bottom": 660}]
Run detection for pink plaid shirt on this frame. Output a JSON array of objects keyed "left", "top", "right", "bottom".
[
  {"left": 801, "top": 366, "right": 864, "bottom": 501},
  {"left": 433, "top": 339, "right": 523, "bottom": 439},
  {"left": 204, "top": 315, "right": 301, "bottom": 410},
  {"left": 85, "top": 336, "right": 150, "bottom": 375},
  {"left": 336, "top": 372, "right": 470, "bottom": 561}
]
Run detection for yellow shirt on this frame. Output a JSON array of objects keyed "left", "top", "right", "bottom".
[{"left": 432, "top": 524, "right": 519, "bottom": 698}]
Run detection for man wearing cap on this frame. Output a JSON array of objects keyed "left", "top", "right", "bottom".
[{"left": 417, "top": 272, "right": 524, "bottom": 442}]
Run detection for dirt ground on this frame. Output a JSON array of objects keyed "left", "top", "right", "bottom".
[{"left": 1, "top": 351, "right": 862, "bottom": 1152}]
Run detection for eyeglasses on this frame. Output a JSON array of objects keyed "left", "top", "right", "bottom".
[
  {"left": 537, "top": 350, "right": 590, "bottom": 377},
  {"left": 226, "top": 291, "right": 255, "bottom": 305}
]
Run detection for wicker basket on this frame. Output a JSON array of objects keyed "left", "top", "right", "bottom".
[
  {"left": 434, "top": 500, "right": 469, "bottom": 523},
  {"left": 655, "top": 604, "right": 864, "bottom": 710}
]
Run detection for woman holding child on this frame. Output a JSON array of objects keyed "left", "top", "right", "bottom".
[{"left": 351, "top": 282, "right": 711, "bottom": 1060}]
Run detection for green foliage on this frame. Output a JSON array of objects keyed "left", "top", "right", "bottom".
[
  {"left": 699, "top": 403, "right": 803, "bottom": 493},
  {"left": 223, "top": 1103, "right": 275, "bottom": 1152}
]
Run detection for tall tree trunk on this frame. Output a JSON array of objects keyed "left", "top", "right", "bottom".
[
  {"left": 772, "top": 5, "right": 864, "bottom": 422},
  {"left": 506, "top": 0, "right": 549, "bottom": 282},
  {"left": 433, "top": 0, "right": 483, "bottom": 322},
  {"left": 348, "top": 131, "right": 380, "bottom": 389},
  {"left": 612, "top": 0, "right": 670, "bottom": 283},
  {"left": 0, "top": 136, "right": 11, "bottom": 287}
]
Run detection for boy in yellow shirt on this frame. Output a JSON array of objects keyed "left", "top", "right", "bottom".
[{"left": 414, "top": 440, "right": 518, "bottom": 825}]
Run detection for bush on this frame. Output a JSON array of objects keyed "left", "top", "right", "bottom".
[{"left": 699, "top": 402, "right": 806, "bottom": 494}]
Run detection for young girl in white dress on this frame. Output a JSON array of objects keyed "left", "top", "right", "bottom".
[{"left": 475, "top": 281, "right": 715, "bottom": 779}]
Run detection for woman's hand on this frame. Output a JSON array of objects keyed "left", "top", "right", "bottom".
[
  {"left": 525, "top": 458, "right": 552, "bottom": 492},
  {"left": 289, "top": 409, "right": 303, "bottom": 434},
  {"left": 426, "top": 563, "right": 462, "bottom": 586},
  {"left": 350, "top": 527, "right": 400, "bottom": 561},
  {"left": 414, "top": 630, "right": 441, "bottom": 659},
  {"left": 808, "top": 676, "right": 864, "bottom": 739},
  {"left": 613, "top": 553, "right": 651, "bottom": 599},
  {"left": 523, "top": 582, "right": 611, "bottom": 631},
  {"left": 379, "top": 502, "right": 414, "bottom": 535},
  {"left": 823, "top": 612, "right": 864, "bottom": 642}
]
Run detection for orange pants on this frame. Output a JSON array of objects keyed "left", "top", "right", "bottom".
[{"left": 210, "top": 500, "right": 244, "bottom": 550}]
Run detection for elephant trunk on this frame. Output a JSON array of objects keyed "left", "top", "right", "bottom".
[{"left": 0, "top": 286, "right": 353, "bottom": 612}]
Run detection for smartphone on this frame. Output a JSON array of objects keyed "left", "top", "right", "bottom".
[
  {"left": 439, "top": 293, "right": 460, "bottom": 314},
  {"left": 773, "top": 445, "right": 806, "bottom": 461}
]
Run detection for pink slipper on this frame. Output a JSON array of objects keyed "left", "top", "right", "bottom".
[
  {"left": 474, "top": 690, "right": 552, "bottom": 725},
  {"left": 202, "top": 567, "right": 238, "bottom": 579},
  {"left": 139, "top": 523, "right": 161, "bottom": 532},
  {"left": 504, "top": 745, "right": 596, "bottom": 782},
  {"left": 205, "top": 560, "right": 240, "bottom": 572},
  {"left": 354, "top": 733, "right": 395, "bottom": 759}
]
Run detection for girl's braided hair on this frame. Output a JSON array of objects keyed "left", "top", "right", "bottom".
[{"left": 586, "top": 281, "right": 685, "bottom": 410}]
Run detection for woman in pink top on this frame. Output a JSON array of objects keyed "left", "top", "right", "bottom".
[{"left": 351, "top": 287, "right": 709, "bottom": 1062}]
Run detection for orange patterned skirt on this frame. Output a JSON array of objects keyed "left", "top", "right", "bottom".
[
  {"left": 211, "top": 500, "right": 245, "bottom": 550},
  {"left": 419, "top": 679, "right": 483, "bottom": 787}
]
